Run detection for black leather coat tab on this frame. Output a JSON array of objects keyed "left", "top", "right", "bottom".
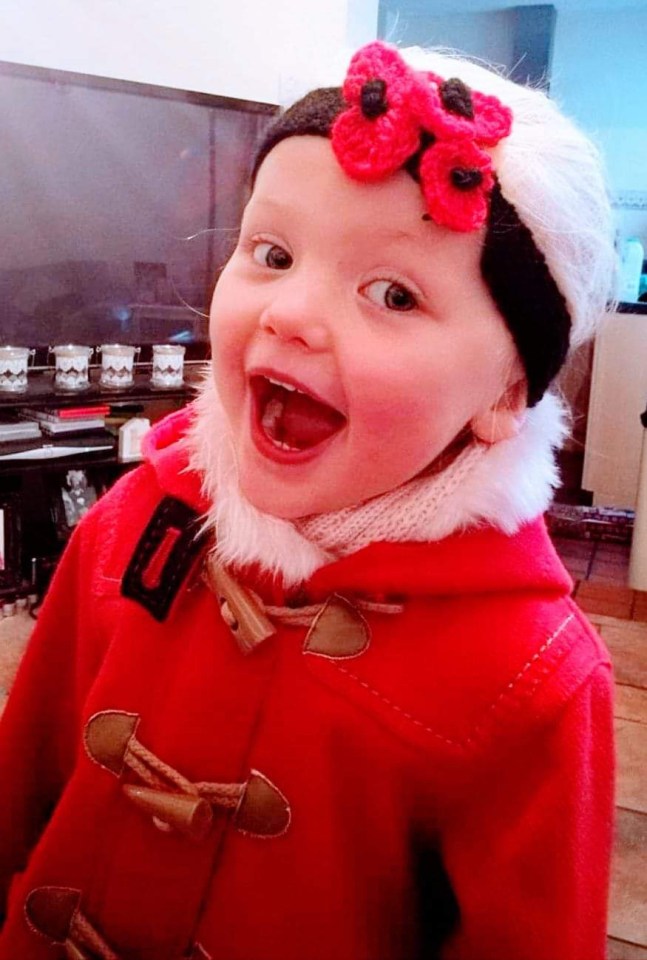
[{"left": 121, "top": 496, "right": 204, "bottom": 622}]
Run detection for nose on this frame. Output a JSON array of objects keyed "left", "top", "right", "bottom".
[{"left": 258, "top": 274, "right": 333, "bottom": 352}]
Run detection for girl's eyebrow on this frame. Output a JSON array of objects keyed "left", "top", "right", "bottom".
[
  {"left": 246, "top": 197, "right": 287, "bottom": 213},
  {"left": 375, "top": 227, "right": 423, "bottom": 243},
  {"left": 248, "top": 197, "right": 426, "bottom": 246}
]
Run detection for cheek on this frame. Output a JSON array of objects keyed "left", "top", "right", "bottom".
[
  {"left": 209, "top": 311, "right": 245, "bottom": 418},
  {"left": 208, "top": 287, "right": 224, "bottom": 355},
  {"left": 349, "top": 377, "right": 440, "bottom": 471},
  {"left": 347, "top": 343, "right": 498, "bottom": 471},
  {"left": 350, "top": 356, "right": 462, "bottom": 435},
  {"left": 209, "top": 281, "right": 250, "bottom": 371},
  {"left": 209, "top": 282, "right": 233, "bottom": 342}
]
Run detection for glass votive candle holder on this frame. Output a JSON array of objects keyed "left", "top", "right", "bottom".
[
  {"left": 0, "top": 346, "right": 35, "bottom": 393},
  {"left": 51, "top": 344, "right": 93, "bottom": 391},
  {"left": 151, "top": 343, "right": 185, "bottom": 389},
  {"left": 98, "top": 344, "right": 140, "bottom": 389}
]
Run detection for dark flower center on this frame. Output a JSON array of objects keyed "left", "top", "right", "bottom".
[
  {"left": 360, "top": 79, "right": 388, "bottom": 119},
  {"left": 450, "top": 167, "right": 483, "bottom": 190},
  {"left": 440, "top": 78, "right": 474, "bottom": 119}
]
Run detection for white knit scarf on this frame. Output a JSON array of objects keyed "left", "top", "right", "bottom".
[{"left": 185, "top": 370, "right": 568, "bottom": 587}]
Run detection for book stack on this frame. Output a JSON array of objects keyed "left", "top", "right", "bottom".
[
  {"left": 546, "top": 503, "right": 634, "bottom": 545},
  {"left": 20, "top": 404, "right": 110, "bottom": 435},
  {"left": 0, "top": 417, "right": 42, "bottom": 443}
]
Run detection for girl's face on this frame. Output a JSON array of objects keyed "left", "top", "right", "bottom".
[{"left": 211, "top": 136, "right": 521, "bottom": 519}]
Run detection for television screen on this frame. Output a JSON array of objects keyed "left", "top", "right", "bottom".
[{"left": 0, "top": 61, "right": 276, "bottom": 354}]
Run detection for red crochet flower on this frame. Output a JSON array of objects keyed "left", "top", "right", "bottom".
[
  {"left": 331, "top": 41, "right": 421, "bottom": 180},
  {"left": 419, "top": 139, "right": 495, "bottom": 232},
  {"left": 331, "top": 41, "right": 511, "bottom": 231},
  {"left": 416, "top": 76, "right": 512, "bottom": 147}
]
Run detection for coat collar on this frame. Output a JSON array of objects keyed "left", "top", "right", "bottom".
[
  {"left": 304, "top": 520, "right": 572, "bottom": 602},
  {"left": 143, "top": 369, "right": 569, "bottom": 592},
  {"left": 141, "top": 406, "right": 208, "bottom": 512}
]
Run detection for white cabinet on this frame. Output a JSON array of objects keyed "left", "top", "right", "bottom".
[{"left": 582, "top": 310, "right": 647, "bottom": 509}]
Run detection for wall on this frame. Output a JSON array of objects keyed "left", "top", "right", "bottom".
[
  {"left": 378, "top": 2, "right": 647, "bottom": 246},
  {"left": 551, "top": 7, "right": 646, "bottom": 193},
  {"left": 380, "top": 8, "right": 515, "bottom": 69},
  {"left": 0, "top": 0, "right": 379, "bottom": 347},
  {"left": 550, "top": 7, "right": 647, "bottom": 246},
  {"left": 0, "top": 0, "right": 378, "bottom": 104}
]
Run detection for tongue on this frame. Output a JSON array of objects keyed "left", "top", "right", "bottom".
[{"left": 261, "top": 387, "right": 345, "bottom": 450}]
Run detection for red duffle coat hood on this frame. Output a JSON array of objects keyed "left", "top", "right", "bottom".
[{"left": 0, "top": 407, "right": 614, "bottom": 960}]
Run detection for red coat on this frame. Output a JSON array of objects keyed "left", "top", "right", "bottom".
[{"left": 0, "top": 409, "right": 615, "bottom": 960}]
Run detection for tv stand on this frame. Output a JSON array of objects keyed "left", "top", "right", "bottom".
[{"left": 0, "top": 365, "right": 201, "bottom": 598}]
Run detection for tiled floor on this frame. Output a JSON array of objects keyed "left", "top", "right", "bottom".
[{"left": 552, "top": 536, "right": 647, "bottom": 958}]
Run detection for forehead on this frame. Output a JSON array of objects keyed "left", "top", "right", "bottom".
[
  {"left": 248, "top": 136, "right": 485, "bottom": 262},
  {"left": 250, "top": 138, "right": 424, "bottom": 234}
]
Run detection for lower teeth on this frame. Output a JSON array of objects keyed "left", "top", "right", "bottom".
[
  {"left": 274, "top": 440, "right": 299, "bottom": 451},
  {"left": 261, "top": 397, "right": 284, "bottom": 435},
  {"left": 261, "top": 397, "right": 300, "bottom": 451}
]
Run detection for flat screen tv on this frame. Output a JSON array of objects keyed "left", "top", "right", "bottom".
[{"left": 0, "top": 60, "right": 277, "bottom": 358}]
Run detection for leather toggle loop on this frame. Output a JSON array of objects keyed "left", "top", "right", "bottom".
[
  {"left": 24, "top": 887, "right": 120, "bottom": 959},
  {"left": 202, "top": 558, "right": 276, "bottom": 654},
  {"left": 303, "top": 594, "right": 370, "bottom": 659},
  {"left": 121, "top": 496, "right": 205, "bottom": 622},
  {"left": 84, "top": 711, "right": 197, "bottom": 797},
  {"left": 84, "top": 712, "right": 289, "bottom": 838}
]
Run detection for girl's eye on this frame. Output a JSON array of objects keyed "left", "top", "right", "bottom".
[
  {"left": 363, "top": 279, "right": 418, "bottom": 312},
  {"left": 252, "top": 242, "right": 292, "bottom": 270}
]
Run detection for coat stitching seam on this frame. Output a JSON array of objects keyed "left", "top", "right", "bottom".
[{"left": 333, "top": 613, "right": 575, "bottom": 749}]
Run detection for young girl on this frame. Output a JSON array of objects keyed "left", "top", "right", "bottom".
[{"left": 0, "top": 41, "right": 616, "bottom": 960}]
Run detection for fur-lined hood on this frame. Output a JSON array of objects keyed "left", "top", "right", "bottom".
[{"left": 163, "top": 369, "right": 570, "bottom": 588}]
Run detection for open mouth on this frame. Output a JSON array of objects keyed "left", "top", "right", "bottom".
[{"left": 250, "top": 374, "right": 347, "bottom": 454}]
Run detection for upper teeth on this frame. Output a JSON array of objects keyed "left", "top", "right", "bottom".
[{"left": 267, "top": 377, "right": 297, "bottom": 392}]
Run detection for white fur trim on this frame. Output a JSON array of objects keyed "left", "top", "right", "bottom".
[
  {"left": 186, "top": 371, "right": 567, "bottom": 586},
  {"left": 415, "top": 390, "right": 568, "bottom": 540},
  {"left": 187, "top": 373, "right": 330, "bottom": 584}
]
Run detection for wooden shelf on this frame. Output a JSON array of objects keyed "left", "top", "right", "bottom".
[
  {"left": 0, "top": 365, "right": 199, "bottom": 592},
  {"left": 0, "top": 434, "right": 120, "bottom": 474}
]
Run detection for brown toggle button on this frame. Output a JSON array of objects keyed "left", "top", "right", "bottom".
[
  {"left": 84, "top": 711, "right": 140, "bottom": 775},
  {"left": 122, "top": 784, "right": 213, "bottom": 841},
  {"left": 202, "top": 559, "right": 276, "bottom": 654},
  {"left": 84, "top": 712, "right": 289, "bottom": 840},
  {"left": 25, "top": 887, "right": 119, "bottom": 959},
  {"left": 303, "top": 594, "right": 370, "bottom": 659},
  {"left": 234, "top": 770, "right": 291, "bottom": 837},
  {"left": 220, "top": 600, "right": 237, "bottom": 631}
]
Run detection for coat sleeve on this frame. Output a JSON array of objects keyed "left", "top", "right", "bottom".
[
  {"left": 438, "top": 661, "right": 615, "bottom": 960},
  {"left": 0, "top": 512, "right": 109, "bottom": 923}
]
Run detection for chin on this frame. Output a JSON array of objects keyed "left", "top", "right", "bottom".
[
  {"left": 238, "top": 461, "right": 370, "bottom": 518},
  {"left": 238, "top": 477, "right": 326, "bottom": 520}
]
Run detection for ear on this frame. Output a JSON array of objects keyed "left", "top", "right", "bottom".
[{"left": 471, "top": 375, "right": 528, "bottom": 445}]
